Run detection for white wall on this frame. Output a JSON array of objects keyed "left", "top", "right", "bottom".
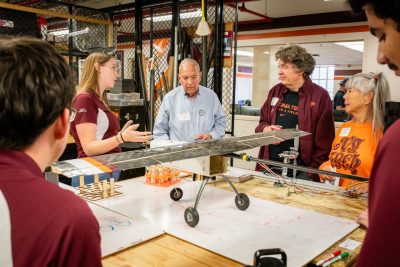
[
  {"left": 233, "top": 115, "right": 259, "bottom": 170},
  {"left": 362, "top": 34, "right": 400, "bottom": 101},
  {"left": 236, "top": 76, "right": 252, "bottom": 103},
  {"left": 252, "top": 46, "right": 271, "bottom": 107},
  {"left": 268, "top": 46, "right": 280, "bottom": 95}
]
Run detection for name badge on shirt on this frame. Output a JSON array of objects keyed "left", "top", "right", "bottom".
[
  {"left": 339, "top": 127, "right": 351, "bottom": 137},
  {"left": 178, "top": 112, "right": 191, "bottom": 121},
  {"left": 271, "top": 97, "right": 279, "bottom": 106}
]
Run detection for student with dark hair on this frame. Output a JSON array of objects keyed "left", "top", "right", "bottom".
[
  {"left": 346, "top": 0, "right": 400, "bottom": 266},
  {"left": 0, "top": 37, "right": 102, "bottom": 267},
  {"left": 255, "top": 45, "right": 335, "bottom": 181}
]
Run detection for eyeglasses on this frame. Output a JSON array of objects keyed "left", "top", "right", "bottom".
[{"left": 69, "top": 107, "right": 77, "bottom": 122}]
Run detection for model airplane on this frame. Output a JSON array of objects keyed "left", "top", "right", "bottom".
[
  {"left": 52, "top": 129, "right": 310, "bottom": 227},
  {"left": 52, "top": 129, "right": 309, "bottom": 178}
]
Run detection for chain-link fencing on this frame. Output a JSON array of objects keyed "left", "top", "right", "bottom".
[
  {"left": 1, "top": 1, "right": 113, "bottom": 84},
  {"left": 1, "top": 0, "right": 238, "bottom": 136},
  {"left": 117, "top": 0, "right": 237, "bottom": 135}
]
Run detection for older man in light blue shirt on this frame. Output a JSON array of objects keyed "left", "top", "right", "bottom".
[{"left": 153, "top": 58, "right": 226, "bottom": 142}]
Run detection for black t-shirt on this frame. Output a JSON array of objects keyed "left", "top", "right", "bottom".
[
  {"left": 269, "top": 90, "right": 303, "bottom": 166},
  {"left": 333, "top": 90, "right": 345, "bottom": 109}
]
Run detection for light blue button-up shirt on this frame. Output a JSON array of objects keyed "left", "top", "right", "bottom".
[{"left": 153, "top": 85, "right": 226, "bottom": 142}]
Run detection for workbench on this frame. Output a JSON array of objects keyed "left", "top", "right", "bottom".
[{"left": 98, "top": 170, "right": 367, "bottom": 267}]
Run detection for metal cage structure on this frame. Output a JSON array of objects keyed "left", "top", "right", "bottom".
[{"left": 0, "top": 0, "right": 238, "bottom": 136}]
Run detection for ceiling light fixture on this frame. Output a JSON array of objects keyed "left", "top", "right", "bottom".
[
  {"left": 49, "top": 27, "right": 89, "bottom": 37},
  {"left": 335, "top": 41, "right": 364, "bottom": 52},
  {"left": 0, "top": 19, "right": 14, "bottom": 28},
  {"left": 236, "top": 50, "right": 254, "bottom": 57},
  {"left": 145, "top": 10, "right": 202, "bottom": 22},
  {"left": 50, "top": 29, "right": 69, "bottom": 36}
]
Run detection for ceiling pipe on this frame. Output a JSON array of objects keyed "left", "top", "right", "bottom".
[
  {"left": 112, "top": 3, "right": 200, "bottom": 21},
  {"left": 108, "top": 0, "right": 260, "bottom": 15},
  {"left": 12, "top": 0, "right": 107, "bottom": 13},
  {"left": 139, "top": 0, "right": 259, "bottom": 10},
  {"left": 114, "top": 1, "right": 273, "bottom": 22},
  {"left": 226, "top": 2, "right": 273, "bottom": 22},
  {"left": 12, "top": 0, "right": 41, "bottom": 6},
  {"left": 213, "top": 0, "right": 224, "bottom": 102}
]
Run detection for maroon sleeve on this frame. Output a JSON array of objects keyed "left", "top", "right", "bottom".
[
  {"left": 255, "top": 88, "right": 275, "bottom": 171},
  {"left": 255, "top": 89, "right": 273, "bottom": 133},
  {"left": 356, "top": 121, "right": 400, "bottom": 266},
  {"left": 310, "top": 90, "right": 335, "bottom": 169},
  {"left": 73, "top": 93, "right": 99, "bottom": 125},
  {"left": 50, "top": 202, "right": 102, "bottom": 267}
]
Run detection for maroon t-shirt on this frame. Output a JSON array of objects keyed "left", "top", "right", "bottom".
[
  {"left": 356, "top": 120, "right": 400, "bottom": 266},
  {"left": 71, "top": 92, "right": 121, "bottom": 158},
  {"left": 0, "top": 150, "right": 102, "bottom": 267}
]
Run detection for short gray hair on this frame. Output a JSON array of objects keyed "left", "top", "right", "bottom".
[
  {"left": 275, "top": 45, "right": 316, "bottom": 78},
  {"left": 179, "top": 58, "right": 200, "bottom": 73},
  {"left": 345, "top": 72, "right": 391, "bottom": 139}
]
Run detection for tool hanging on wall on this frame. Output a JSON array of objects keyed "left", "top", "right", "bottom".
[
  {"left": 207, "top": 35, "right": 215, "bottom": 70},
  {"left": 161, "top": 70, "right": 170, "bottom": 94},
  {"left": 136, "top": 49, "right": 150, "bottom": 131},
  {"left": 155, "top": 62, "right": 166, "bottom": 101},
  {"left": 173, "top": 25, "right": 179, "bottom": 89},
  {"left": 148, "top": 7, "right": 155, "bottom": 133},
  {"left": 182, "top": 30, "right": 188, "bottom": 59},
  {"left": 148, "top": 57, "right": 155, "bottom": 132},
  {"left": 196, "top": 0, "right": 211, "bottom": 36},
  {"left": 185, "top": 25, "right": 211, "bottom": 78},
  {"left": 152, "top": 39, "right": 168, "bottom": 101},
  {"left": 147, "top": 54, "right": 166, "bottom": 127},
  {"left": 167, "top": 54, "right": 175, "bottom": 90},
  {"left": 177, "top": 2, "right": 184, "bottom": 63}
]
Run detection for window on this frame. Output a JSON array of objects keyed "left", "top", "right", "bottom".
[{"left": 311, "top": 65, "right": 335, "bottom": 99}]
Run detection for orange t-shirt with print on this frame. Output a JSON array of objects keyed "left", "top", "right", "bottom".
[{"left": 320, "top": 121, "right": 381, "bottom": 188}]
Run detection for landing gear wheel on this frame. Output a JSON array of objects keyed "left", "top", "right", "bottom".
[
  {"left": 235, "top": 193, "right": 250, "bottom": 210},
  {"left": 170, "top": 188, "right": 183, "bottom": 201},
  {"left": 184, "top": 207, "right": 199, "bottom": 227}
]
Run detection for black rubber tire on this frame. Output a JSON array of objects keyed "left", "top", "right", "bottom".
[
  {"left": 170, "top": 188, "right": 183, "bottom": 201},
  {"left": 184, "top": 207, "right": 200, "bottom": 227},
  {"left": 235, "top": 193, "right": 250, "bottom": 210}
]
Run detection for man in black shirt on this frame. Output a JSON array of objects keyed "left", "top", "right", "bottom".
[
  {"left": 269, "top": 91, "right": 301, "bottom": 161},
  {"left": 268, "top": 90, "right": 305, "bottom": 177},
  {"left": 333, "top": 78, "right": 348, "bottom": 110}
]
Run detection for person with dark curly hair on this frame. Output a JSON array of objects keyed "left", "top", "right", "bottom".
[
  {"left": 346, "top": 0, "right": 400, "bottom": 266},
  {"left": 255, "top": 45, "right": 335, "bottom": 181},
  {"left": 0, "top": 36, "right": 101, "bottom": 267}
]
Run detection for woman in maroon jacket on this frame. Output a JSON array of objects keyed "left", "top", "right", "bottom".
[{"left": 255, "top": 45, "right": 335, "bottom": 181}]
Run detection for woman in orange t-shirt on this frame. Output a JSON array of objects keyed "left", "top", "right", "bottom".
[{"left": 319, "top": 73, "right": 390, "bottom": 194}]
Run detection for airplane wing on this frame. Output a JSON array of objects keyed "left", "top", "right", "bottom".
[{"left": 51, "top": 129, "right": 310, "bottom": 178}]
